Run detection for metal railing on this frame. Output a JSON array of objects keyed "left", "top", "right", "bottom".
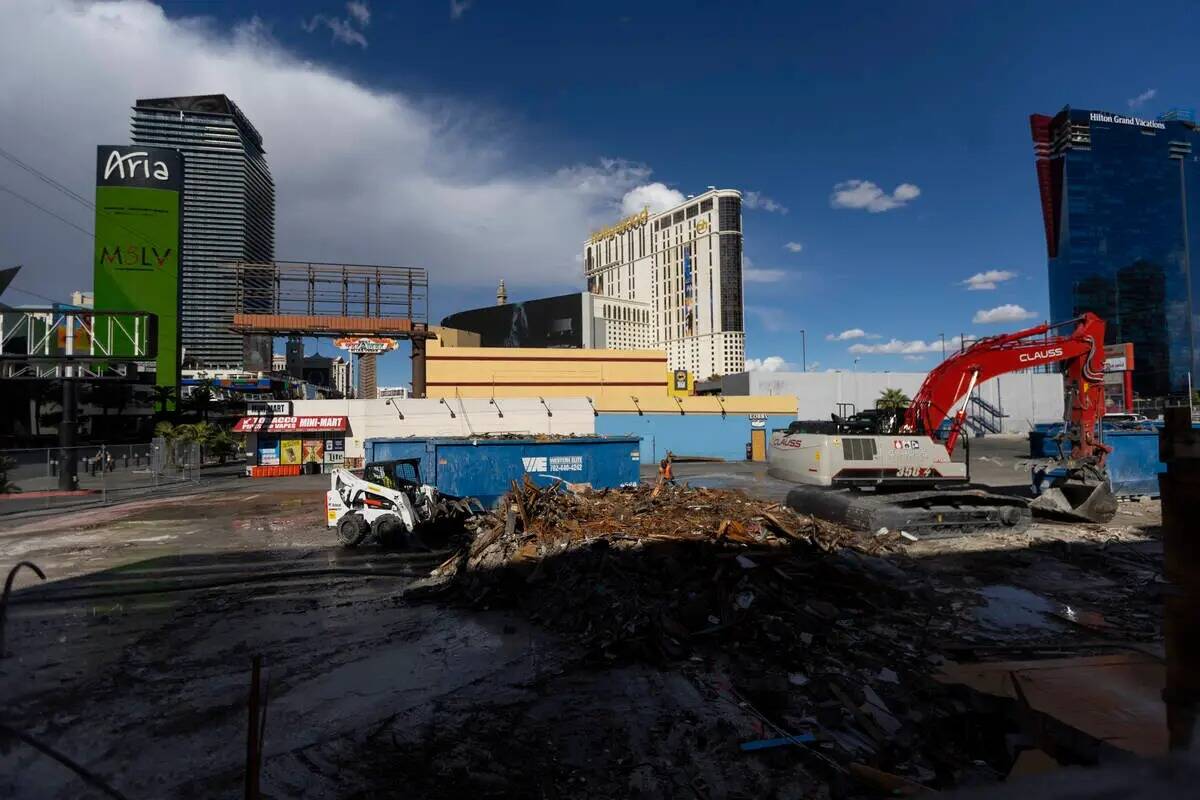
[{"left": 0, "top": 440, "right": 206, "bottom": 513}]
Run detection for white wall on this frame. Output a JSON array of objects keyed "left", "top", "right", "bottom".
[
  {"left": 748, "top": 371, "right": 1065, "bottom": 433},
  {"left": 290, "top": 397, "right": 597, "bottom": 458}
]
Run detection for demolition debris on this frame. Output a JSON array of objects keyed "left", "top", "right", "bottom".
[
  {"left": 408, "top": 479, "right": 1022, "bottom": 788},
  {"left": 421, "top": 478, "right": 883, "bottom": 658}
]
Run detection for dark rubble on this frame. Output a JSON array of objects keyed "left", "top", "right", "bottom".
[{"left": 404, "top": 479, "right": 1034, "bottom": 795}]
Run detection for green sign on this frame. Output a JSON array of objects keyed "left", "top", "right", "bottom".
[{"left": 93, "top": 145, "right": 182, "bottom": 392}]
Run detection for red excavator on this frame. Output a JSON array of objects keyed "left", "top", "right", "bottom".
[{"left": 768, "top": 313, "right": 1116, "bottom": 534}]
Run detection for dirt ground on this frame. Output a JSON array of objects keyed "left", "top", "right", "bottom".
[{"left": 0, "top": 440, "right": 1166, "bottom": 798}]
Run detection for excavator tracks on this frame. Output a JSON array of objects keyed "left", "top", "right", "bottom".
[{"left": 785, "top": 486, "right": 1032, "bottom": 538}]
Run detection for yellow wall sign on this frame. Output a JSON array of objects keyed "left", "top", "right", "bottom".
[
  {"left": 696, "top": 219, "right": 709, "bottom": 232},
  {"left": 589, "top": 207, "right": 649, "bottom": 244},
  {"left": 667, "top": 369, "right": 693, "bottom": 397},
  {"left": 280, "top": 438, "right": 302, "bottom": 465}
]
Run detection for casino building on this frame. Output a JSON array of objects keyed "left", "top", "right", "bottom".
[
  {"left": 584, "top": 188, "right": 745, "bottom": 378},
  {"left": 1031, "top": 106, "right": 1200, "bottom": 397},
  {"left": 442, "top": 188, "right": 747, "bottom": 379}
]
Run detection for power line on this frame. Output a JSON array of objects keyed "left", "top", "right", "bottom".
[
  {"left": 0, "top": 182, "right": 92, "bottom": 238},
  {"left": 5, "top": 285, "right": 63, "bottom": 305},
  {"left": 0, "top": 142, "right": 157, "bottom": 246},
  {"left": 0, "top": 144, "right": 94, "bottom": 210}
]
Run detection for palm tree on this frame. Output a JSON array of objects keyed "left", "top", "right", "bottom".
[
  {"left": 877, "top": 388, "right": 911, "bottom": 410},
  {"left": 208, "top": 429, "right": 241, "bottom": 465},
  {"left": 154, "top": 420, "right": 178, "bottom": 467},
  {"left": 189, "top": 386, "right": 214, "bottom": 422},
  {"left": 151, "top": 385, "right": 178, "bottom": 415}
]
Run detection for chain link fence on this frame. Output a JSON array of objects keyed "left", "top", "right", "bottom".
[{"left": 0, "top": 439, "right": 206, "bottom": 513}]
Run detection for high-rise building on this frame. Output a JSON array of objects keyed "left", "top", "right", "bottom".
[
  {"left": 1031, "top": 106, "right": 1200, "bottom": 397},
  {"left": 131, "top": 94, "right": 275, "bottom": 370},
  {"left": 331, "top": 356, "right": 354, "bottom": 398},
  {"left": 358, "top": 353, "right": 378, "bottom": 400},
  {"left": 583, "top": 188, "right": 745, "bottom": 378}
]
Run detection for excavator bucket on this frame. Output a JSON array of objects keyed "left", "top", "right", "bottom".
[{"left": 1029, "top": 474, "right": 1117, "bottom": 523}]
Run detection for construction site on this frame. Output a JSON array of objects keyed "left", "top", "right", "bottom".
[
  {"left": 0, "top": 71, "right": 1197, "bottom": 800},
  {"left": 0, "top": 326, "right": 1195, "bottom": 797}
]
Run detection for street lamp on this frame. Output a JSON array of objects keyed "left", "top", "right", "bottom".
[
  {"left": 853, "top": 357, "right": 860, "bottom": 372},
  {"left": 800, "top": 329, "right": 807, "bottom": 372}
]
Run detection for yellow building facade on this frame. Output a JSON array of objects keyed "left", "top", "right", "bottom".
[{"left": 425, "top": 338, "right": 795, "bottom": 415}]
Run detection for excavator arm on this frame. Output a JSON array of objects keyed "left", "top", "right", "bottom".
[
  {"left": 901, "top": 312, "right": 1115, "bottom": 522},
  {"left": 903, "top": 312, "right": 1111, "bottom": 466}
]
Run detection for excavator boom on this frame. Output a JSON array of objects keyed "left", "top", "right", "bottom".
[{"left": 905, "top": 313, "right": 1110, "bottom": 468}]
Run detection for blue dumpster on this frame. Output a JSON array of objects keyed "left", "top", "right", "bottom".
[
  {"left": 362, "top": 435, "right": 642, "bottom": 507},
  {"left": 1105, "top": 430, "right": 1165, "bottom": 497},
  {"left": 1028, "top": 425, "right": 1183, "bottom": 497}
]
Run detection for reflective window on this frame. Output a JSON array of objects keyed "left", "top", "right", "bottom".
[{"left": 1041, "top": 110, "right": 1199, "bottom": 396}]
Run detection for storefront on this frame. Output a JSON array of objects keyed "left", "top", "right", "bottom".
[{"left": 233, "top": 411, "right": 350, "bottom": 477}]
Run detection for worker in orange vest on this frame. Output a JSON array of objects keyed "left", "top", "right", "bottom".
[{"left": 658, "top": 457, "right": 674, "bottom": 484}]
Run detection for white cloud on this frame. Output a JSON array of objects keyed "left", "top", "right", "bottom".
[
  {"left": 849, "top": 335, "right": 963, "bottom": 355},
  {"left": 740, "top": 254, "right": 786, "bottom": 283},
  {"left": 826, "top": 328, "right": 875, "bottom": 341},
  {"left": 346, "top": 1, "right": 371, "bottom": 27},
  {"left": 903, "top": 355, "right": 925, "bottom": 362},
  {"left": 961, "top": 269, "right": 1017, "bottom": 291},
  {"left": 743, "top": 268, "right": 787, "bottom": 283},
  {"left": 1128, "top": 88, "right": 1157, "bottom": 109},
  {"left": 830, "top": 180, "right": 921, "bottom": 213},
  {"left": 0, "top": 0, "right": 674, "bottom": 303},
  {"left": 746, "top": 305, "right": 788, "bottom": 332},
  {"left": 450, "top": 0, "right": 473, "bottom": 20},
  {"left": 743, "top": 190, "right": 787, "bottom": 214},
  {"left": 746, "top": 356, "right": 792, "bottom": 372},
  {"left": 302, "top": 2, "right": 371, "bottom": 48},
  {"left": 620, "top": 182, "right": 684, "bottom": 215},
  {"left": 973, "top": 304, "right": 1038, "bottom": 324},
  {"left": 783, "top": 241, "right": 804, "bottom": 253}
]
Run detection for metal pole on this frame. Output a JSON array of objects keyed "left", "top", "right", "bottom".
[
  {"left": 801, "top": 329, "right": 807, "bottom": 372},
  {"left": 940, "top": 333, "right": 946, "bottom": 360},
  {"left": 1160, "top": 406, "right": 1200, "bottom": 750},
  {"left": 245, "top": 655, "right": 262, "bottom": 799},
  {"left": 411, "top": 338, "right": 427, "bottom": 399},
  {"left": 58, "top": 372, "right": 78, "bottom": 491}
]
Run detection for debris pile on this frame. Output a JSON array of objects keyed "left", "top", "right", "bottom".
[
  {"left": 427, "top": 479, "right": 878, "bottom": 653},
  {"left": 412, "top": 479, "right": 1013, "bottom": 788}
]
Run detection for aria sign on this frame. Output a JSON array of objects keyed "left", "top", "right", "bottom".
[
  {"left": 102, "top": 149, "right": 171, "bottom": 182},
  {"left": 334, "top": 336, "right": 399, "bottom": 355}
]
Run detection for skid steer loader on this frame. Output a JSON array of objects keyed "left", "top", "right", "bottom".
[{"left": 326, "top": 458, "right": 478, "bottom": 548}]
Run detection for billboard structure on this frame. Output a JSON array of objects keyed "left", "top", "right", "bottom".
[{"left": 93, "top": 145, "right": 182, "bottom": 393}]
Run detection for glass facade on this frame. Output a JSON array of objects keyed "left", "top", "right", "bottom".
[
  {"left": 1031, "top": 107, "right": 1200, "bottom": 397},
  {"left": 132, "top": 95, "right": 276, "bottom": 370}
]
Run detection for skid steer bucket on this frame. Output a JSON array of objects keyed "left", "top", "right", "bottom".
[{"left": 1029, "top": 474, "right": 1117, "bottom": 523}]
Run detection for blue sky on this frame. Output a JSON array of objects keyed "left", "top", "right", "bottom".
[{"left": 2, "top": 0, "right": 1196, "bottom": 387}]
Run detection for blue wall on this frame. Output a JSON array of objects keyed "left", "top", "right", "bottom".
[{"left": 595, "top": 413, "right": 795, "bottom": 462}]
